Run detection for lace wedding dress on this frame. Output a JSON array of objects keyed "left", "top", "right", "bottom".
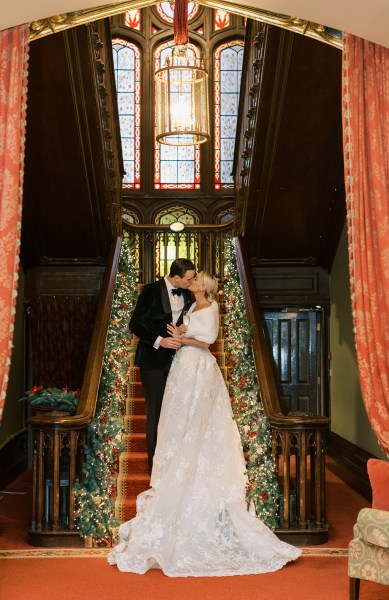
[{"left": 108, "top": 301, "right": 301, "bottom": 577}]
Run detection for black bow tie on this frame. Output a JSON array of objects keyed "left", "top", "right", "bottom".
[{"left": 171, "top": 288, "right": 183, "bottom": 297}]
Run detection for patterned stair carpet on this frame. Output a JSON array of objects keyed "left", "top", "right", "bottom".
[{"left": 114, "top": 319, "right": 228, "bottom": 523}]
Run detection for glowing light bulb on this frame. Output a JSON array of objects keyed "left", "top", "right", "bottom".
[{"left": 171, "top": 94, "right": 193, "bottom": 131}]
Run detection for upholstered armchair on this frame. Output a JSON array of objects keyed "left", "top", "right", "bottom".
[
  {"left": 348, "top": 459, "right": 389, "bottom": 599},
  {"left": 348, "top": 507, "right": 389, "bottom": 598}
]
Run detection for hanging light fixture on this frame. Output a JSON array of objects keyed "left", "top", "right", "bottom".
[{"left": 155, "top": 0, "right": 210, "bottom": 146}]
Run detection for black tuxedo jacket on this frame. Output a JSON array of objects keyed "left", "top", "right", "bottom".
[{"left": 129, "top": 278, "right": 192, "bottom": 370}]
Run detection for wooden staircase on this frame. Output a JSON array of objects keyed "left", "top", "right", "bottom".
[{"left": 114, "top": 316, "right": 228, "bottom": 523}]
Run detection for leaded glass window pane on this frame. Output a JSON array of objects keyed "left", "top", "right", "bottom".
[
  {"left": 214, "top": 9, "right": 230, "bottom": 31},
  {"left": 124, "top": 9, "right": 141, "bottom": 30},
  {"left": 214, "top": 40, "right": 244, "bottom": 189},
  {"left": 155, "top": 2, "right": 200, "bottom": 24},
  {"left": 155, "top": 205, "right": 200, "bottom": 225},
  {"left": 156, "top": 231, "right": 198, "bottom": 278},
  {"left": 112, "top": 39, "right": 141, "bottom": 189},
  {"left": 154, "top": 41, "right": 201, "bottom": 190}
]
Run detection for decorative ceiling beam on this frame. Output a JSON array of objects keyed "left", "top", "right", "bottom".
[{"left": 30, "top": 0, "right": 342, "bottom": 49}]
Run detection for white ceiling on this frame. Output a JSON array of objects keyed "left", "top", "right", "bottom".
[{"left": 1, "top": 0, "right": 389, "bottom": 49}]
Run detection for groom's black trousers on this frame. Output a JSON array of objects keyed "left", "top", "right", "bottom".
[{"left": 140, "top": 363, "right": 172, "bottom": 471}]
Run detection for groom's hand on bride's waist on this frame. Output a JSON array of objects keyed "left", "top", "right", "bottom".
[{"left": 160, "top": 337, "right": 182, "bottom": 350}]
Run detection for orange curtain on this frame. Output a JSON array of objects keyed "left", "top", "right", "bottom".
[
  {"left": 342, "top": 33, "right": 389, "bottom": 453},
  {"left": 0, "top": 24, "right": 29, "bottom": 423}
]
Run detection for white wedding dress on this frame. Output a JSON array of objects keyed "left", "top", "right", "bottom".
[{"left": 108, "top": 301, "right": 301, "bottom": 577}]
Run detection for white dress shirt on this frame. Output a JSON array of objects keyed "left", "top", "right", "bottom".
[{"left": 153, "top": 276, "right": 184, "bottom": 349}]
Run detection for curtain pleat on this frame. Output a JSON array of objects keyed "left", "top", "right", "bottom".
[
  {"left": 342, "top": 33, "right": 389, "bottom": 453},
  {"left": 0, "top": 24, "right": 30, "bottom": 423}
]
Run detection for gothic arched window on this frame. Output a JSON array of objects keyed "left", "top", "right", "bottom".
[
  {"left": 154, "top": 41, "right": 202, "bottom": 190},
  {"left": 154, "top": 205, "right": 200, "bottom": 277},
  {"left": 111, "top": 8, "right": 245, "bottom": 196},
  {"left": 214, "top": 40, "right": 244, "bottom": 189},
  {"left": 112, "top": 38, "right": 141, "bottom": 189}
]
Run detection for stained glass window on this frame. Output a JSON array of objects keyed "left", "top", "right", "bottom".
[
  {"left": 214, "top": 40, "right": 244, "bottom": 189},
  {"left": 122, "top": 207, "right": 140, "bottom": 224},
  {"left": 155, "top": 205, "right": 200, "bottom": 225},
  {"left": 155, "top": 206, "right": 200, "bottom": 278},
  {"left": 155, "top": 2, "right": 200, "bottom": 24},
  {"left": 154, "top": 41, "right": 201, "bottom": 190},
  {"left": 215, "top": 207, "right": 234, "bottom": 223},
  {"left": 124, "top": 9, "right": 141, "bottom": 30},
  {"left": 112, "top": 38, "right": 141, "bottom": 189},
  {"left": 214, "top": 9, "right": 230, "bottom": 31}
]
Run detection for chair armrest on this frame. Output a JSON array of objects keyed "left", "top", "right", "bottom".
[{"left": 354, "top": 507, "right": 389, "bottom": 548}]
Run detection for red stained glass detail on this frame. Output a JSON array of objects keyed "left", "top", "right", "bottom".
[
  {"left": 155, "top": 3, "right": 200, "bottom": 24},
  {"left": 160, "top": 184, "right": 195, "bottom": 190},
  {"left": 214, "top": 9, "right": 230, "bottom": 31},
  {"left": 154, "top": 41, "right": 202, "bottom": 190},
  {"left": 213, "top": 40, "right": 243, "bottom": 190},
  {"left": 124, "top": 9, "right": 141, "bottom": 30},
  {"left": 112, "top": 38, "right": 141, "bottom": 190}
]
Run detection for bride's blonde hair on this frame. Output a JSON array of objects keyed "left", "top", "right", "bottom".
[{"left": 197, "top": 271, "right": 219, "bottom": 302}]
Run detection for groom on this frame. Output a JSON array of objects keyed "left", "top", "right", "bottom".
[{"left": 129, "top": 258, "right": 195, "bottom": 470}]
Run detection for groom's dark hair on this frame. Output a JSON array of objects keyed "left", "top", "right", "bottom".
[{"left": 169, "top": 258, "right": 195, "bottom": 278}]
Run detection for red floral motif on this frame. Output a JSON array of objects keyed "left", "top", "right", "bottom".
[
  {"left": 343, "top": 34, "right": 389, "bottom": 452},
  {"left": 0, "top": 25, "right": 29, "bottom": 423}
]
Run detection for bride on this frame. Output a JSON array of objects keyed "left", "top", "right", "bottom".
[{"left": 108, "top": 271, "right": 301, "bottom": 577}]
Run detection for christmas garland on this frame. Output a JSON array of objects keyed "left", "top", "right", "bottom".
[
  {"left": 20, "top": 386, "right": 79, "bottom": 413},
  {"left": 74, "top": 233, "right": 138, "bottom": 543},
  {"left": 223, "top": 236, "right": 280, "bottom": 529}
]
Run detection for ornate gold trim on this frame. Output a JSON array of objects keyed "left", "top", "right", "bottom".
[
  {"left": 203, "top": 1, "right": 342, "bottom": 48},
  {"left": 30, "top": 1, "right": 342, "bottom": 49},
  {"left": 29, "top": 1, "right": 156, "bottom": 41}
]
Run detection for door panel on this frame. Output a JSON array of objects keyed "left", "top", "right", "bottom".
[{"left": 263, "top": 310, "right": 323, "bottom": 416}]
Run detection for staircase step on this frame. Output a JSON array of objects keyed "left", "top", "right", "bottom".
[
  {"left": 115, "top": 497, "right": 137, "bottom": 521},
  {"left": 124, "top": 398, "right": 145, "bottom": 416},
  {"left": 209, "top": 339, "right": 225, "bottom": 352},
  {"left": 116, "top": 473, "right": 150, "bottom": 498},
  {"left": 213, "top": 352, "right": 226, "bottom": 366},
  {"left": 119, "top": 451, "right": 149, "bottom": 474},
  {"left": 128, "top": 366, "right": 141, "bottom": 382},
  {"left": 127, "top": 381, "right": 144, "bottom": 398},
  {"left": 122, "top": 433, "right": 147, "bottom": 452},
  {"left": 124, "top": 414, "right": 146, "bottom": 433},
  {"left": 219, "top": 366, "right": 230, "bottom": 382}
]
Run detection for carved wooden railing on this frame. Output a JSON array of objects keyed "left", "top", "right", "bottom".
[
  {"left": 28, "top": 238, "right": 122, "bottom": 546},
  {"left": 234, "top": 237, "right": 329, "bottom": 544}
]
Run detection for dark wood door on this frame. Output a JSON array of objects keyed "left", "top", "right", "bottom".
[{"left": 262, "top": 309, "right": 325, "bottom": 416}]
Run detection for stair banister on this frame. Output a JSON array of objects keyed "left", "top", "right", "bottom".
[
  {"left": 28, "top": 237, "right": 122, "bottom": 546},
  {"left": 233, "top": 236, "right": 330, "bottom": 544}
]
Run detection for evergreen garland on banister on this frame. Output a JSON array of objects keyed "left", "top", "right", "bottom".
[
  {"left": 223, "top": 236, "right": 280, "bottom": 530},
  {"left": 74, "top": 233, "right": 138, "bottom": 544}
]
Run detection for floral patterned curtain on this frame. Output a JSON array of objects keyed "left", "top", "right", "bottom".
[
  {"left": 342, "top": 33, "right": 389, "bottom": 453},
  {"left": 0, "top": 24, "right": 30, "bottom": 423}
]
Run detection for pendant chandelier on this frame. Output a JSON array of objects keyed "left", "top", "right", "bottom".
[{"left": 155, "top": 0, "right": 210, "bottom": 146}]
